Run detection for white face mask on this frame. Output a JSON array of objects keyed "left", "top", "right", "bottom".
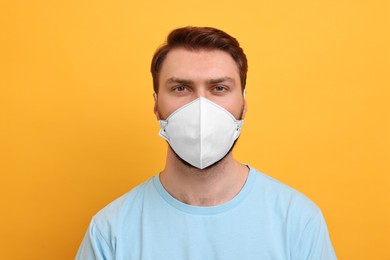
[{"left": 158, "top": 97, "right": 243, "bottom": 169}]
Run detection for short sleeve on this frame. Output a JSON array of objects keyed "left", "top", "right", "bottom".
[
  {"left": 76, "top": 219, "right": 114, "bottom": 260},
  {"left": 292, "top": 210, "right": 337, "bottom": 259}
]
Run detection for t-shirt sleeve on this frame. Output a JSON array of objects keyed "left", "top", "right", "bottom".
[
  {"left": 76, "top": 218, "right": 113, "bottom": 260},
  {"left": 292, "top": 210, "right": 337, "bottom": 260}
]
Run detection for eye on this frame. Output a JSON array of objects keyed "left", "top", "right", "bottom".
[
  {"left": 215, "top": 86, "right": 225, "bottom": 91},
  {"left": 171, "top": 85, "right": 192, "bottom": 96},
  {"left": 173, "top": 85, "right": 188, "bottom": 92},
  {"left": 213, "top": 85, "right": 228, "bottom": 93}
]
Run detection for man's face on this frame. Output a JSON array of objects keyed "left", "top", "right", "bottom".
[{"left": 154, "top": 48, "right": 247, "bottom": 121}]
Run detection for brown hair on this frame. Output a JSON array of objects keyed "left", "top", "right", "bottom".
[{"left": 151, "top": 26, "right": 248, "bottom": 93}]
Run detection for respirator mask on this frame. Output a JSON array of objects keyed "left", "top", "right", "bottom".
[{"left": 158, "top": 97, "right": 243, "bottom": 169}]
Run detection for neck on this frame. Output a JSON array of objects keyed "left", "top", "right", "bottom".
[{"left": 160, "top": 147, "right": 249, "bottom": 206}]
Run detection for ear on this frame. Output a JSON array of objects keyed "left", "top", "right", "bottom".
[
  {"left": 153, "top": 93, "right": 161, "bottom": 120},
  {"left": 241, "top": 97, "right": 248, "bottom": 120}
]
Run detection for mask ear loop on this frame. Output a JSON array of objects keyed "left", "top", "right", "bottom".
[{"left": 158, "top": 120, "right": 170, "bottom": 141}]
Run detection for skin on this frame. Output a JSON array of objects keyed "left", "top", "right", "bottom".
[{"left": 154, "top": 48, "right": 249, "bottom": 206}]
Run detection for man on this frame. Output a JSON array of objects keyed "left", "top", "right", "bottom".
[{"left": 77, "top": 26, "right": 336, "bottom": 259}]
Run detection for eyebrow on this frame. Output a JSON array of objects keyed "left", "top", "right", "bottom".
[
  {"left": 207, "top": 77, "right": 235, "bottom": 84},
  {"left": 166, "top": 77, "right": 194, "bottom": 85},
  {"left": 165, "top": 77, "right": 235, "bottom": 85}
]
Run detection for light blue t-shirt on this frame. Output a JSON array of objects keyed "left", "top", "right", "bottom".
[{"left": 76, "top": 166, "right": 336, "bottom": 259}]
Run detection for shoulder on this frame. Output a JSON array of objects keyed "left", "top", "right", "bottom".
[
  {"left": 248, "top": 166, "right": 321, "bottom": 219},
  {"left": 91, "top": 177, "right": 155, "bottom": 234},
  {"left": 248, "top": 166, "right": 336, "bottom": 258},
  {"left": 76, "top": 177, "right": 157, "bottom": 258}
]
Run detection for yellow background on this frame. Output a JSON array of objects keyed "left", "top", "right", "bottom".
[{"left": 1, "top": 0, "right": 389, "bottom": 259}]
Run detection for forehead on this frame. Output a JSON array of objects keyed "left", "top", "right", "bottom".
[{"left": 159, "top": 48, "right": 240, "bottom": 83}]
